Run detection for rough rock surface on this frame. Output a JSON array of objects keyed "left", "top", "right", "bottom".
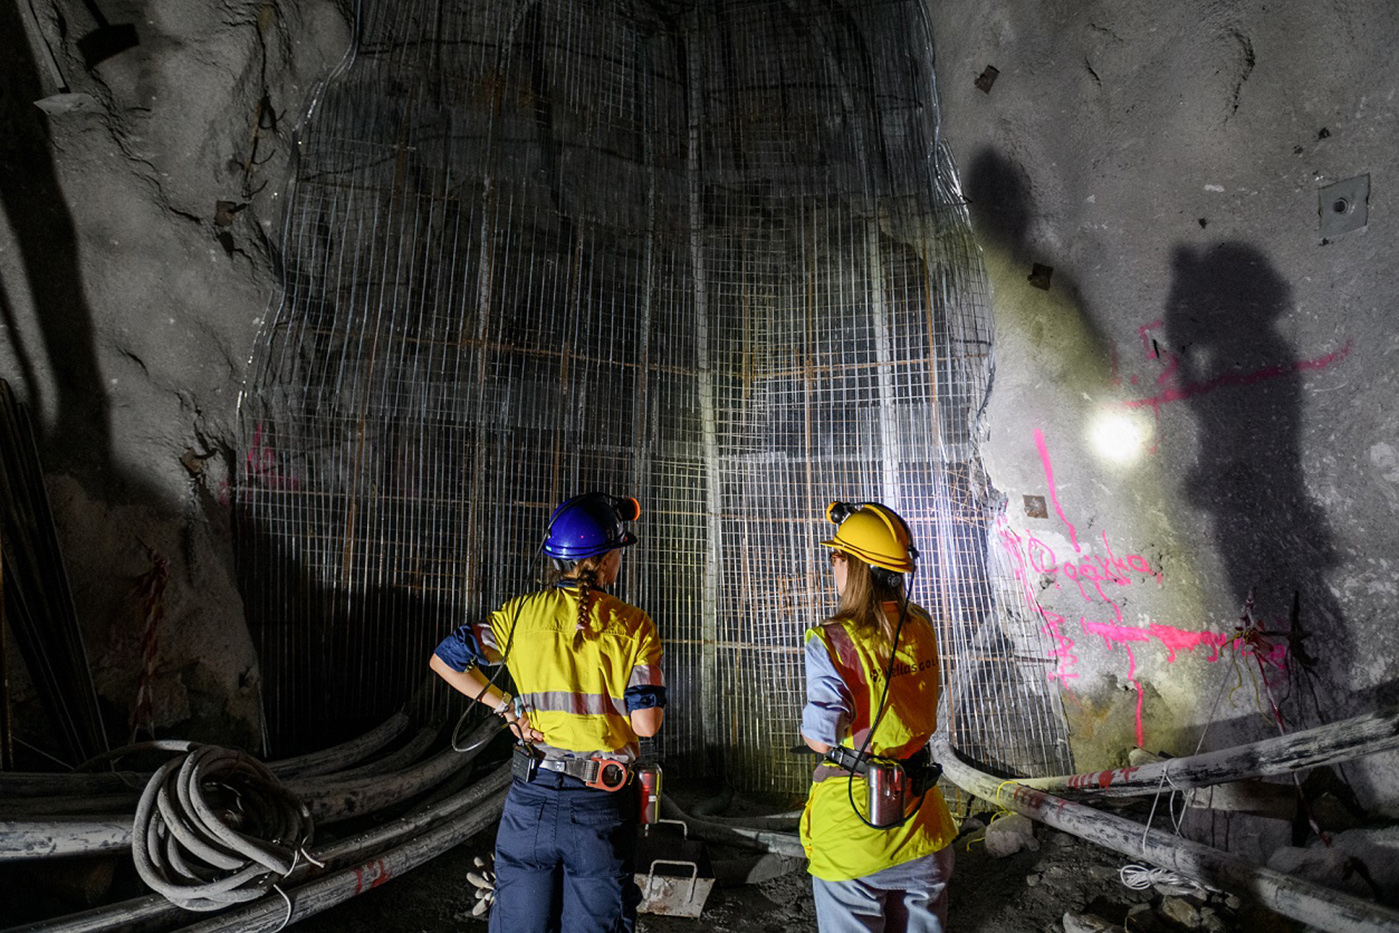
[
  {"left": 2, "top": 0, "right": 352, "bottom": 756},
  {"left": 927, "top": 0, "right": 1399, "bottom": 816}
]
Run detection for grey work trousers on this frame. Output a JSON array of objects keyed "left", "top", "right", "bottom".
[{"left": 810, "top": 845, "right": 954, "bottom": 933}]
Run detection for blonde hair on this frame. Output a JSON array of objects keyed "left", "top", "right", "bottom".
[{"left": 829, "top": 552, "right": 905, "bottom": 651}]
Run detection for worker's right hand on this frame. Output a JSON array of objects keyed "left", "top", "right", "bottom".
[{"left": 504, "top": 713, "right": 543, "bottom": 744}]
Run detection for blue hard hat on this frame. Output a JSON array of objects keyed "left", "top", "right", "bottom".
[{"left": 541, "top": 493, "right": 640, "bottom": 560}]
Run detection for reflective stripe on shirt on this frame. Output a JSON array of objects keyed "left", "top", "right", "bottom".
[{"left": 520, "top": 689, "right": 628, "bottom": 718}]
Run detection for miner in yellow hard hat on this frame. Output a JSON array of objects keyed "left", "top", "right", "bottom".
[{"left": 799, "top": 501, "right": 957, "bottom": 932}]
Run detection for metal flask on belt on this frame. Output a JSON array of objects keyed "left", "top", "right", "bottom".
[
  {"left": 636, "top": 762, "right": 662, "bottom": 825},
  {"left": 866, "top": 760, "right": 908, "bottom": 826}
]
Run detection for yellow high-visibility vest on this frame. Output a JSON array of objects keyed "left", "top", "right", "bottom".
[
  {"left": 481, "top": 587, "right": 663, "bottom": 757},
  {"left": 800, "top": 603, "right": 957, "bottom": 881}
]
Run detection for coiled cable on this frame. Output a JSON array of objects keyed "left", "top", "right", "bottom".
[
  {"left": 132, "top": 745, "right": 315, "bottom": 911},
  {"left": 1119, "top": 862, "right": 1203, "bottom": 895}
]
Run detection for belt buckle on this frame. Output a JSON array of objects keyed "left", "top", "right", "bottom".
[{"left": 583, "top": 757, "right": 629, "bottom": 792}]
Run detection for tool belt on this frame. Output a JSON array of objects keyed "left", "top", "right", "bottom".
[
  {"left": 818, "top": 744, "right": 942, "bottom": 795},
  {"left": 512, "top": 745, "right": 631, "bottom": 792}
]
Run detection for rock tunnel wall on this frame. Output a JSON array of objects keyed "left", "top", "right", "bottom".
[
  {"left": 927, "top": 0, "right": 1399, "bottom": 826},
  {"left": 1, "top": 0, "right": 1396, "bottom": 825}
]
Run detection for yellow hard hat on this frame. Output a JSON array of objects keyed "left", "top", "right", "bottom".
[{"left": 820, "top": 501, "right": 917, "bottom": 574}]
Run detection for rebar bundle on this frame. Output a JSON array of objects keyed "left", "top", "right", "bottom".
[{"left": 236, "top": 0, "right": 1072, "bottom": 789}]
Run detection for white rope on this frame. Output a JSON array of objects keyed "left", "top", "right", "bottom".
[
  {"left": 1140, "top": 762, "right": 1172, "bottom": 848},
  {"left": 1119, "top": 863, "right": 1203, "bottom": 894}
]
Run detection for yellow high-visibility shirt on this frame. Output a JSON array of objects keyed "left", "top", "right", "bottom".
[{"left": 479, "top": 586, "right": 664, "bottom": 759}]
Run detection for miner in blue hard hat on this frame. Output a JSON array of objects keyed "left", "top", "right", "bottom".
[
  {"left": 429, "top": 491, "right": 666, "bottom": 933},
  {"left": 541, "top": 492, "right": 640, "bottom": 562}
]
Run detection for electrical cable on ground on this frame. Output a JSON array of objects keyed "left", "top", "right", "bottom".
[
  {"left": 4, "top": 764, "right": 511, "bottom": 933},
  {"left": 1118, "top": 863, "right": 1203, "bottom": 896},
  {"left": 131, "top": 745, "right": 314, "bottom": 911}
]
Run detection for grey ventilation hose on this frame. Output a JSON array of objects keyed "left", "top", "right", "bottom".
[
  {"left": 131, "top": 745, "right": 314, "bottom": 911},
  {"left": 931, "top": 733, "right": 1399, "bottom": 933},
  {"left": 1, "top": 718, "right": 499, "bottom": 864},
  {"left": 657, "top": 795, "right": 805, "bottom": 859},
  {"left": 0, "top": 711, "right": 413, "bottom": 799},
  {"left": 7, "top": 763, "right": 511, "bottom": 933}
]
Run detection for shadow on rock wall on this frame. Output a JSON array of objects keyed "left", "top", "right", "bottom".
[
  {"left": 963, "top": 147, "right": 1115, "bottom": 391},
  {"left": 236, "top": 513, "right": 448, "bottom": 756},
  {"left": 1164, "top": 242, "right": 1349, "bottom": 725},
  {"left": 0, "top": 9, "right": 269, "bottom": 763},
  {"left": 0, "top": 7, "right": 111, "bottom": 483},
  {"left": 964, "top": 148, "right": 1035, "bottom": 256}
]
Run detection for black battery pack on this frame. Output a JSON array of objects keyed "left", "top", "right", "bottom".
[{"left": 511, "top": 745, "right": 542, "bottom": 782}]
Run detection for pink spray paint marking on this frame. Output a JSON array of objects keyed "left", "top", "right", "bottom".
[
  {"left": 1004, "top": 434, "right": 1166, "bottom": 692},
  {"left": 1119, "top": 324, "right": 1351, "bottom": 458},
  {"left": 245, "top": 423, "right": 300, "bottom": 491},
  {"left": 1002, "top": 428, "right": 1300, "bottom": 746},
  {"left": 1122, "top": 340, "right": 1353, "bottom": 413},
  {"left": 1041, "top": 608, "right": 1080, "bottom": 685},
  {"left": 1120, "top": 320, "right": 1176, "bottom": 454},
  {"left": 1021, "top": 526, "right": 1163, "bottom": 603},
  {"left": 1035, "top": 428, "right": 1079, "bottom": 553},
  {"left": 1137, "top": 320, "right": 1164, "bottom": 359},
  {"left": 1079, "top": 617, "right": 1290, "bottom": 743},
  {"left": 1009, "top": 410, "right": 1314, "bottom": 744},
  {"left": 1081, "top": 619, "right": 1147, "bottom": 745},
  {"left": 1149, "top": 625, "right": 1231, "bottom": 663},
  {"left": 995, "top": 515, "right": 1080, "bottom": 683}
]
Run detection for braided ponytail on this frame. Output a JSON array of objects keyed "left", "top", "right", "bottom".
[
  {"left": 546, "top": 549, "right": 616, "bottom": 650},
  {"left": 573, "top": 565, "right": 599, "bottom": 649}
]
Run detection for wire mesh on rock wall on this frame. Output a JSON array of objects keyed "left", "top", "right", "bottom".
[{"left": 236, "top": 0, "right": 1073, "bottom": 789}]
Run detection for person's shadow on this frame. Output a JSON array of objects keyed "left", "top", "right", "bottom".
[
  {"left": 1164, "top": 243, "right": 1347, "bottom": 723},
  {"left": 0, "top": 6, "right": 112, "bottom": 482}
]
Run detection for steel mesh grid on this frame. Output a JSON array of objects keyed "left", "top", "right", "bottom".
[{"left": 236, "top": 0, "right": 1072, "bottom": 784}]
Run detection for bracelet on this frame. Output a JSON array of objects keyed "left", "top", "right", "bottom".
[{"left": 493, "top": 693, "right": 513, "bottom": 715}]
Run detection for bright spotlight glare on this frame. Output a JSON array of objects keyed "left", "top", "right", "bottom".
[{"left": 1088, "top": 409, "right": 1151, "bottom": 466}]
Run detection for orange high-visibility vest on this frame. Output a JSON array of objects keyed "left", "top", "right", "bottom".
[{"left": 800, "top": 602, "right": 957, "bottom": 881}]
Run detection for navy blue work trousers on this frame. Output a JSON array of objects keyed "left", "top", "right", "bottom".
[{"left": 488, "top": 770, "right": 640, "bottom": 933}]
